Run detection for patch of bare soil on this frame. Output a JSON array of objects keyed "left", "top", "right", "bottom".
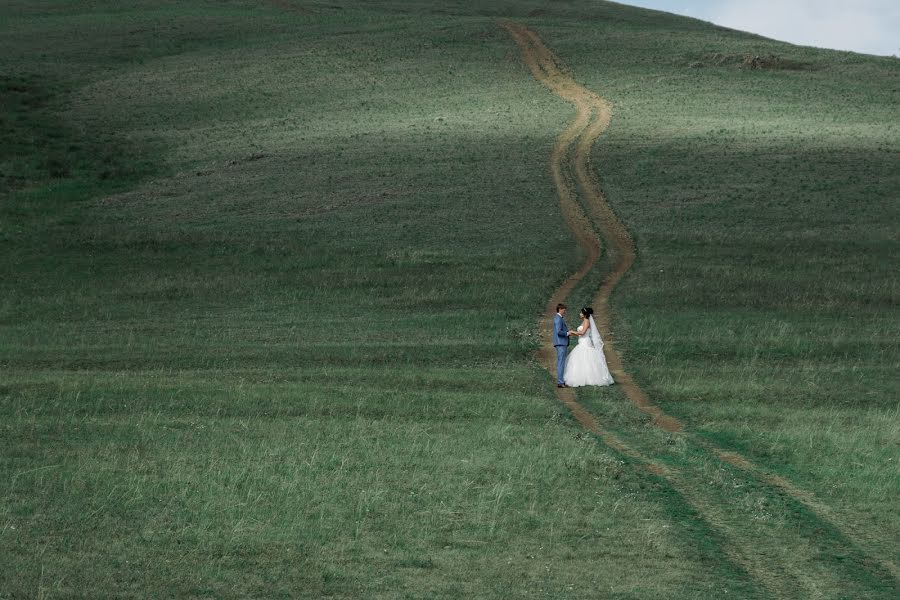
[{"left": 686, "top": 52, "right": 813, "bottom": 70}]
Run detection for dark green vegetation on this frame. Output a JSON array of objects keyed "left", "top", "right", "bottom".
[{"left": 2, "top": 1, "right": 897, "bottom": 598}]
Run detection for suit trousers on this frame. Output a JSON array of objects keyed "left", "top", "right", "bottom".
[{"left": 555, "top": 345, "right": 567, "bottom": 385}]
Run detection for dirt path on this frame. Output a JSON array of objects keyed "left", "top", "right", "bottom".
[
  {"left": 510, "top": 23, "right": 683, "bottom": 433},
  {"left": 500, "top": 21, "right": 796, "bottom": 596},
  {"left": 500, "top": 20, "right": 899, "bottom": 589}
]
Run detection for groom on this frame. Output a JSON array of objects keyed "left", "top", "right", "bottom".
[{"left": 553, "top": 303, "right": 574, "bottom": 388}]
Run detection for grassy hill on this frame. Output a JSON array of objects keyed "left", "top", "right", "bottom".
[{"left": 2, "top": 1, "right": 897, "bottom": 597}]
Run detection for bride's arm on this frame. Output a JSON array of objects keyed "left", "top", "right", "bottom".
[{"left": 573, "top": 318, "right": 590, "bottom": 335}]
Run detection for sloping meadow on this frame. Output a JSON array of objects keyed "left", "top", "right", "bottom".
[{"left": 2, "top": 1, "right": 897, "bottom": 597}]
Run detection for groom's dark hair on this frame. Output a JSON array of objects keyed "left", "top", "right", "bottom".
[{"left": 556, "top": 303, "right": 567, "bottom": 311}]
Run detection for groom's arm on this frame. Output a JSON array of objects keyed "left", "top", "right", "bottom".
[{"left": 556, "top": 316, "right": 567, "bottom": 336}]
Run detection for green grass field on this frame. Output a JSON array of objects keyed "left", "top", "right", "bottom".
[{"left": 2, "top": 1, "right": 897, "bottom": 598}]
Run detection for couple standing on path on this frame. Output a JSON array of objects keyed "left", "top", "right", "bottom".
[{"left": 554, "top": 303, "right": 615, "bottom": 388}]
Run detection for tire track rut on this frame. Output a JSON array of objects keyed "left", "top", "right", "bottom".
[
  {"left": 503, "top": 21, "right": 788, "bottom": 597},
  {"left": 513, "top": 24, "right": 682, "bottom": 433},
  {"left": 501, "top": 20, "right": 899, "bottom": 591}
]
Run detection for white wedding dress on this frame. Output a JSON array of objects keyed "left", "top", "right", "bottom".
[{"left": 564, "top": 316, "right": 614, "bottom": 387}]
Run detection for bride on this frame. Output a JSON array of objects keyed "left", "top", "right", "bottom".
[{"left": 564, "top": 307, "right": 614, "bottom": 387}]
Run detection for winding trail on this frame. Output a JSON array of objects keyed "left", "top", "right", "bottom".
[
  {"left": 501, "top": 21, "right": 783, "bottom": 595},
  {"left": 501, "top": 20, "right": 899, "bottom": 589},
  {"left": 499, "top": 24, "right": 652, "bottom": 465},
  {"left": 506, "top": 23, "right": 681, "bottom": 433}
]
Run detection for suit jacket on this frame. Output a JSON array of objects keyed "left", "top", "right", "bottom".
[{"left": 553, "top": 313, "right": 569, "bottom": 347}]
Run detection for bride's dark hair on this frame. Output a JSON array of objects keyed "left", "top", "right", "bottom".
[{"left": 580, "top": 307, "right": 594, "bottom": 318}]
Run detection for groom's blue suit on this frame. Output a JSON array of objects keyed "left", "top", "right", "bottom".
[{"left": 553, "top": 312, "right": 569, "bottom": 385}]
